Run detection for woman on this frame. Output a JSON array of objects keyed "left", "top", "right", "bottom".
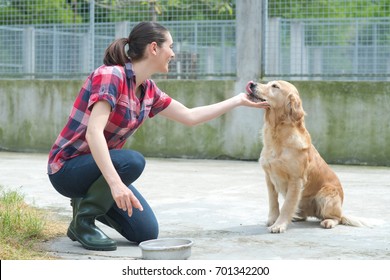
[{"left": 47, "top": 21, "right": 269, "bottom": 251}]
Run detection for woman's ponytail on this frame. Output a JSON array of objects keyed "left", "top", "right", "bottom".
[{"left": 103, "top": 38, "right": 129, "bottom": 66}]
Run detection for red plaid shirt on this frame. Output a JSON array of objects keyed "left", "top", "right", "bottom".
[{"left": 47, "top": 63, "right": 172, "bottom": 174}]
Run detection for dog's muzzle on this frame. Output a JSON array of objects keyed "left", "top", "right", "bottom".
[{"left": 246, "top": 81, "right": 266, "bottom": 102}]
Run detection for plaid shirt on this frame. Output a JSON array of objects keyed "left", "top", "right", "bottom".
[{"left": 47, "top": 63, "right": 172, "bottom": 174}]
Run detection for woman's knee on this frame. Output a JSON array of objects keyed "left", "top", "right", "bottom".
[
  {"left": 110, "top": 150, "right": 146, "bottom": 184},
  {"left": 134, "top": 218, "right": 159, "bottom": 243},
  {"left": 116, "top": 210, "right": 159, "bottom": 243}
]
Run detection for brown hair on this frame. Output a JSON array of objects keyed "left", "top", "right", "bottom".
[{"left": 103, "top": 22, "right": 169, "bottom": 66}]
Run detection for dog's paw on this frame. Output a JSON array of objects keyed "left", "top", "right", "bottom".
[
  {"left": 320, "top": 219, "right": 338, "bottom": 229},
  {"left": 268, "top": 223, "right": 288, "bottom": 233}
]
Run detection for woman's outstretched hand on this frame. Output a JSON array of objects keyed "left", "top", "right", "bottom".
[{"left": 236, "top": 92, "right": 270, "bottom": 109}]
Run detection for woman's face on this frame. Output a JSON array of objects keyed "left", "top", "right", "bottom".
[{"left": 156, "top": 32, "right": 175, "bottom": 73}]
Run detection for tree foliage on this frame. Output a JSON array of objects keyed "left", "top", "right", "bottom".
[
  {"left": 0, "top": 0, "right": 235, "bottom": 25},
  {"left": 0, "top": 0, "right": 81, "bottom": 25},
  {"left": 1, "top": 0, "right": 389, "bottom": 25},
  {"left": 268, "top": 0, "right": 390, "bottom": 19}
]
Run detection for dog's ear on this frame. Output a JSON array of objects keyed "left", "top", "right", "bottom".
[{"left": 286, "top": 94, "right": 305, "bottom": 122}]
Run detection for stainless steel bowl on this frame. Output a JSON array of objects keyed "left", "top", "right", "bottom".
[{"left": 139, "top": 238, "right": 194, "bottom": 260}]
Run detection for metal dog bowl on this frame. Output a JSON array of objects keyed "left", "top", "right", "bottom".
[{"left": 139, "top": 238, "right": 194, "bottom": 260}]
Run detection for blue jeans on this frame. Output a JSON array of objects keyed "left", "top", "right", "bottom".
[{"left": 48, "top": 149, "right": 158, "bottom": 243}]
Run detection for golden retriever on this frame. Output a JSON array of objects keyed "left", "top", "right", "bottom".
[{"left": 246, "top": 80, "right": 369, "bottom": 233}]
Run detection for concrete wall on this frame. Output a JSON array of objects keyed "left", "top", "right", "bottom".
[{"left": 0, "top": 80, "right": 389, "bottom": 166}]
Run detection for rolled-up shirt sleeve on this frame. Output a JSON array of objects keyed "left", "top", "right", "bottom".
[{"left": 87, "top": 66, "right": 125, "bottom": 111}]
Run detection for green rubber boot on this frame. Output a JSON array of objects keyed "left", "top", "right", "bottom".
[
  {"left": 96, "top": 214, "right": 124, "bottom": 237},
  {"left": 71, "top": 197, "right": 82, "bottom": 219},
  {"left": 66, "top": 176, "right": 117, "bottom": 251},
  {"left": 67, "top": 197, "right": 82, "bottom": 242}
]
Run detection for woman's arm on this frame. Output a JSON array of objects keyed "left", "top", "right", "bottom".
[
  {"left": 86, "top": 101, "right": 143, "bottom": 216},
  {"left": 159, "top": 92, "right": 269, "bottom": 126}
]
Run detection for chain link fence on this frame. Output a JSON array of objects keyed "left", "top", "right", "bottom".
[
  {"left": 0, "top": 0, "right": 389, "bottom": 80},
  {"left": 0, "top": 0, "right": 236, "bottom": 79},
  {"left": 265, "top": 0, "right": 390, "bottom": 81}
]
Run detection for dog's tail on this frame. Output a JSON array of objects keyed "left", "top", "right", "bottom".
[{"left": 341, "top": 215, "right": 384, "bottom": 228}]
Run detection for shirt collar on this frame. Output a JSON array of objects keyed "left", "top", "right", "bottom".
[
  {"left": 125, "top": 61, "right": 149, "bottom": 92},
  {"left": 124, "top": 62, "right": 135, "bottom": 80}
]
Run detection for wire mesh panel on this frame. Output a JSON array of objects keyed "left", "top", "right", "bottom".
[
  {"left": 1, "top": 1, "right": 390, "bottom": 80},
  {"left": 266, "top": 0, "right": 390, "bottom": 81},
  {"left": 0, "top": 0, "right": 236, "bottom": 79}
]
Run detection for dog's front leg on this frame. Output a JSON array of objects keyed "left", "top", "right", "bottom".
[
  {"left": 265, "top": 174, "right": 279, "bottom": 227},
  {"left": 269, "top": 179, "right": 303, "bottom": 233}
]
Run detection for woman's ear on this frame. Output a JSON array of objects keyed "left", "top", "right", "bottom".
[{"left": 149, "top": 42, "right": 158, "bottom": 56}]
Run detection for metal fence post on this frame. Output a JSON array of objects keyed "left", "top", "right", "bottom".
[
  {"left": 23, "top": 26, "right": 35, "bottom": 78},
  {"left": 89, "top": 0, "right": 95, "bottom": 73},
  {"left": 266, "top": 17, "right": 280, "bottom": 77},
  {"left": 290, "top": 21, "right": 308, "bottom": 79}
]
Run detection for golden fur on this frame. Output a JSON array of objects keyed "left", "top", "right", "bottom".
[{"left": 247, "top": 80, "right": 367, "bottom": 233}]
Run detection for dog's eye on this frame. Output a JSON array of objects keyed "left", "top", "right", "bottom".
[{"left": 272, "top": 84, "right": 279, "bottom": 89}]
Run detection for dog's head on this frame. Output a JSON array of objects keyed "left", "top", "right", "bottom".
[{"left": 246, "top": 80, "right": 305, "bottom": 122}]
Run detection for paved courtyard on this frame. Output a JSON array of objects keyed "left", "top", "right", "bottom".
[{"left": 0, "top": 152, "right": 389, "bottom": 260}]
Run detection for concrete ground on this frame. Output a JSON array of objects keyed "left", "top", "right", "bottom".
[{"left": 0, "top": 151, "right": 389, "bottom": 260}]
